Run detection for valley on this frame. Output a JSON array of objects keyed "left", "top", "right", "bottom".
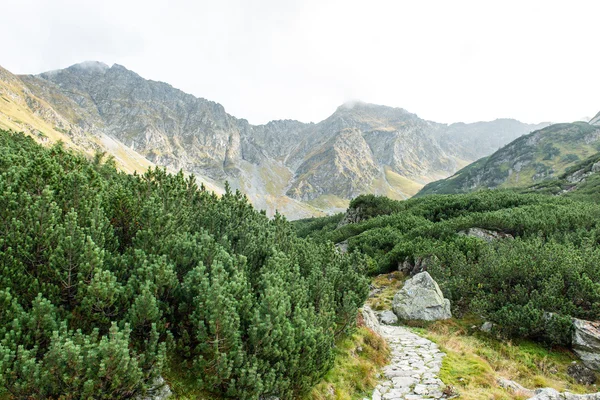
[{"left": 0, "top": 62, "right": 549, "bottom": 218}]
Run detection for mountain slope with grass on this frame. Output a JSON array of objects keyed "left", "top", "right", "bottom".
[
  {"left": 0, "top": 62, "right": 547, "bottom": 217},
  {"left": 417, "top": 120, "right": 600, "bottom": 196}
]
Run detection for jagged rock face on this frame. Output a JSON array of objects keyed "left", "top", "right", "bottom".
[
  {"left": 591, "top": 111, "right": 600, "bottom": 126},
  {"left": 33, "top": 63, "right": 246, "bottom": 179},
  {"left": 567, "top": 363, "right": 597, "bottom": 385},
  {"left": 0, "top": 62, "right": 550, "bottom": 217},
  {"left": 287, "top": 128, "right": 381, "bottom": 201},
  {"left": 573, "top": 318, "right": 600, "bottom": 371}
]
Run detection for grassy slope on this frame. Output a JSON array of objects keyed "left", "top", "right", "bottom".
[
  {"left": 304, "top": 327, "right": 389, "bottom": 400},
  {"left": 524, "top": 151, "right": 600, "bottom": 202},
  {"left": 418, "top": 122, "right": 600, "bottom": 197}
]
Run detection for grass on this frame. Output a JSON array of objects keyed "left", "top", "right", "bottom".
[
  {"left": 164, "top": 359, "right": 222, "bottom": 400},
  {"left": 384, "top": 167, "right": 423, "bottom": 197},
  {"left": 308, "top": 194, "right": 350, "bottom": 211},
  {"left": 304, "top": 326, "right": 389, "bottom": 400},
  {"left": 413, "top": 318, "right": 596, "bottom": 399},
  {"left": 366, "top": 271, "right": 406, "bottom": 311}
]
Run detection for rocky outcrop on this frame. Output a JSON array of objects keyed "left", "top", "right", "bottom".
[
  {"left": 498, "top": 377, "right": 600, "bottom": 399},
  {"left": 567, "top": 363, "right": 597, "bottom": 385},
  {"left": 457, "top": 228, "right": 514, "bottom": 242},
  {"left": 573, "top": 319, "right": 600, "bottom": 371},
  {"left": 337, "top": 206, "right": 363, "bottom": 228},
  {"left": 137, "top": 376, "right": 172, "bottom": 400},
  {"left": 361, "top": 305, "right": 381, "bottom": 334},
  {"left": 497, "top": 377, "right": 535, "bottom": 397},
  {"left": 397, "top": 256, "right": 438, "bottom": 276},
  {"left": 527, "top": 388, "right": 600, "bottom": 399},
  {"left": 392, "top": 272, "right": 451, "bottom": 321}
]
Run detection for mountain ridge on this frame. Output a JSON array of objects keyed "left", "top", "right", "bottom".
[
  {"left": 417, "top": 118, "right": 600, "bottom": 197},
  {"left": 1, "top": 61, "right": 549, "bottom": 218}
]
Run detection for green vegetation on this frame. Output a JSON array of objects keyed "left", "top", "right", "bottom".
[
  {"left": 422, "top": 319, "right": 592, "bottom": 399},
  {"left": 525, "top": 151, "right": 600, "bottom": 203},
  {"left": 418, "top": 122, "right": 600, "bottom": 196},
  {"left": 0, "top": 130, "right": 369, "bottom": 399},
  {"left": 304, "top": 326, "right": 389, "bottom": 400},
  {"left": 295, "top": 191, "right": 600, "bottom": 346}
]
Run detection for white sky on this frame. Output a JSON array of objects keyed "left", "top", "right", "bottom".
[{"left": 3, "top": 0, "right": 599, "bottom": 125}]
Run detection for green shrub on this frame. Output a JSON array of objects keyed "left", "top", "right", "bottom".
[{"left": 0, "top": 131, "right": 369, "bottom": 399}]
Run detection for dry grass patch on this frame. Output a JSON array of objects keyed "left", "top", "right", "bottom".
[
  {"left": 409, "top": 318, "right": 596, "bottom": 399},
  {"left": 304, "top": 326, "right": 389, "bottom": 400},
  {"left": 367, "top": 271, "right": 406, "bottom": 311}
]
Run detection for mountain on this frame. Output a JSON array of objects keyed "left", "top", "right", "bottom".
[
  {"left": 591, "top": 111, "right": 600, "bottom": 126},
  {"left": 523, "top": 150, "right": 600, "bottom": 202},
  {"left": 1, "top": 61, "right": 548, "bottom": 217},
  {"left": 417, "top": 119, "right": 600, "bottom": 196}
]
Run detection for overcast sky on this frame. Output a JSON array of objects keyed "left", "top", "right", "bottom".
[{"left": 3, "top": 0, "right": 598, "bottom": 125}]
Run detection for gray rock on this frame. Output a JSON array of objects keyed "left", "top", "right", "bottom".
[
  {"left": 361, "top": 305, "right": 381, "bottom": 334},
  {"left": 137, "top": 376, "right": 171, "bottom": 400},
  {"left": 398, "top": 255, "right": 438, "bottom": 276},
  {"left": 337, "top": 207, "right": 363, "bottom": 227},
  {"left": 573, "top": 319, "right": 600, "bottom": 371},
  {"left": 497, "top": 376, "right": 600, "bottom": 399},
  {"left": 457, "top": 227, "right": 513, "bottom": 242},
  {"left": 497, "top": 377, "right": 535, "bottom": 397},
  {"left": 335, "top": 240, "right": 349, "bottom": 254},
  {"left": 527, "top": 387, "right": 600, "bottom": 399},
  {"left": 592, "top": 162, "right": 600, "bottom": 173},
  {"left": 481, "top": 321, "right": 494, "bottom": 333},
  {"left": 378, "top": 310, "right": 398, "bottom": 325},
  {"left": 567, "top": 363, "right": 597, "bottom": 385},
  {"left": 392, "top": 272, "right": 451, "bottom": 321}
]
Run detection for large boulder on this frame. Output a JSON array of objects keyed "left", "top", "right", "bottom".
[
  {"left": 573, "top": 319, "right": 600, "bottom": 371},
  {"left": 392, "top": 272, "right": 451, "bottom": 321}
]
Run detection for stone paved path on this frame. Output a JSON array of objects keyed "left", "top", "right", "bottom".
[{"left": 371, "top": 324, "right": 446, "bottom": 400}]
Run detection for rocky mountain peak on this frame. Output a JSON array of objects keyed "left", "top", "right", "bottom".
[
  {"left": 0, "top": 61, "right": 555, "bottom": 218},
  {"left": 590, "top": 111, "right": 600, "bottom": 126}
]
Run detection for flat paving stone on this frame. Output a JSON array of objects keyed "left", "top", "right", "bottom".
[{"left": 370, "top": 324, "right": 447, "bottom": 399}]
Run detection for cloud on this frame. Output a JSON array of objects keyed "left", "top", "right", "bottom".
[{"left": 3, "top": 0, "right": 599, "bottom": 125}]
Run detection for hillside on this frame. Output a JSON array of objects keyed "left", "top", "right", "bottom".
[
  {"left": 0, "top": 62, "right": 547, "bottom": 218},
  {"left": 523, "top": 151, "right": 600, "bottom": 202},
  {"left": 417, "top": 121, "right": 600, "bottom": 196}
]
